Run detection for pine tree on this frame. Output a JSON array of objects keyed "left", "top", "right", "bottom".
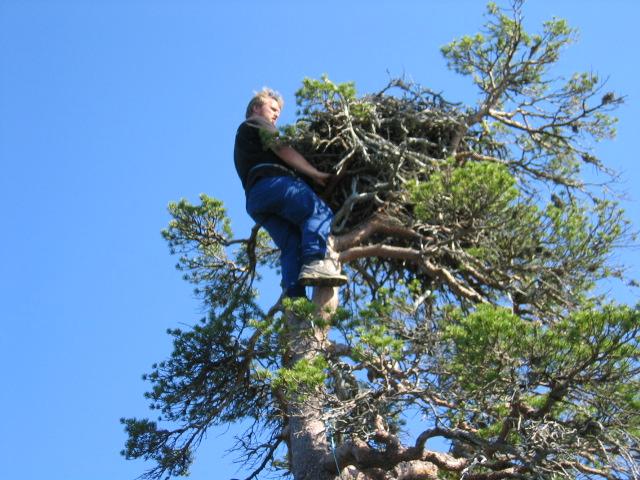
[{"left": 122, "top": 2, "right": 639, "bottom": 479}]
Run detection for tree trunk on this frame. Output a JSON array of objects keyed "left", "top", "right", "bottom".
[{"left": 285, "top": 285, "right": 339, "bottom": 480}]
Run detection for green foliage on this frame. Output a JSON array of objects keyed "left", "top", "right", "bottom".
[
  {"left": 345, "top": 290, "right": 404, "bottom": 362},
  {"left": 442, "top": 304, "right": 533, "bottom": 390},
  {"left": 539, "top": 305, "right": 640, "bottom": 380},
  {"left": 283, "top": 296, "right": 319, "bottom": 322},
  {"left": 121, "top": 418, "right": 193, "bottom": 478},
  {"left": 440, "top": 0, "right": 620, "bottom": 186},
  {"left": 538, "top": 198, "right": 627, "bottom": 292},
  {"left": 120, "top": 301, "right": 272, "bottom": 479},
  {"left": 410, "top": 159, "right": 518, "bottom": 223},
  {"left": 273, "top": 357, "right": 329, "bottom": 397},
  {"left": 295, "top": 75, "right": 357, "bottom": 113},
  {"left": 295, "top": 75, "right": 372, "bottom": 121},
  {"left": 161, "top": 194, "right": 270, "bottom": 312},
  {"left": 440, "top": 303, "right": 640, "bottom": 442},
  {"left": 163, "top": 194, "right": 232, "bottom": 254},
  {"left": 354, "top": 324, "right": 404, "bottom": 362},
  {"left": 441, "top": 2, "right": 575, "bottom": 94}
]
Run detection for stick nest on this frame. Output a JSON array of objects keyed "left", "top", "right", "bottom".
[{"left": 286, "top": 79, "right": 471, "bottom": 233}]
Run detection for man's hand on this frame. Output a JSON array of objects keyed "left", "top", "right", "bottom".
[
  {"left": 274, "top": 146, "right": 333, "bottom": 187},
  {"left": 311, "top": 171, "right": 332, "bottom": 187}
]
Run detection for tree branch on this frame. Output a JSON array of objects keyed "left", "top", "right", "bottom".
[{"left": 334, "top": 214, "right": 422, "bottom": 252}]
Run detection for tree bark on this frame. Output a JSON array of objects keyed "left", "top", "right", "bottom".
[{"left": 285, "top": 285, "right": 339, "bottom": 480}]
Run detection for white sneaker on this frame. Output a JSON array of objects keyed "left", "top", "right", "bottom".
[{"left": 298, "top": 258, "right": 348, "bottom": 287}]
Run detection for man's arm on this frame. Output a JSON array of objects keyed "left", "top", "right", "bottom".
[{"left": 273, "top": 146, "right": 330, "bottom": 186}]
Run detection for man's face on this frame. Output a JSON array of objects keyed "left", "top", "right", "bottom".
[{"left": 253, "top": 98, "right": 281, "bottom": 125}]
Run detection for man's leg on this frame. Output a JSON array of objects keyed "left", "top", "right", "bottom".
[
  {"left": 246, "top": 178, "right": 306, "bottom": 297},
  {"left": 247, "top": 176, "right": 346, "bottom": 288},
  {"left": 269, "top": 178, "right": 346, "bottom": 286},
  {"left": 259, "top": 215, "right": 307, "bottom": 298},
  {"left": 247, "top": 177, "right": 330, "bottom": 254}
]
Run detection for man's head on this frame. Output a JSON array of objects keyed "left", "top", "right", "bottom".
[{"left": 245, "top": 87, "right": 284, "bottom": 124}]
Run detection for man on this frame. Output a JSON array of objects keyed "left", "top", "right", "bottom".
[{"left": 234, "top": 88, "right": 347, "bottom": 298}]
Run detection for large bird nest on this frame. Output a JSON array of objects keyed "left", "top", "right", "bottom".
[{"left": 286, "top": 79, "right": 473, "bottom": 233}]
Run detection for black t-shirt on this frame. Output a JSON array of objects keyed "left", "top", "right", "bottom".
[{"left": 233, "top": 116, "right": 295, "bottom": 191}]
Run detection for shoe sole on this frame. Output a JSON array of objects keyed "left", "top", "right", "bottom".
[{"left": 298, "top": 274, "right": 348, "bottom": 287}]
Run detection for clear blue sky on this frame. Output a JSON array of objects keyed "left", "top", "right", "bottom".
[{"left": 1, "top": 1, "right": 638, "bottom": 479}]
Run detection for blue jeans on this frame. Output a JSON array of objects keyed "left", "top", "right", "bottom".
[{"left": 245, "top": 176, "right": 333, "bottom": 297}]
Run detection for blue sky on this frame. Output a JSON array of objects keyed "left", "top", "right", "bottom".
[{"left": 1, "top": 1, "right": 638, "bottom": 479}]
